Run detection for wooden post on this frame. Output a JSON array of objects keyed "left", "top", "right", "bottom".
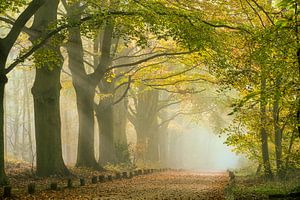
[
  {"left": 91, "top": 176, "right": 97, "bottom": 184},
  {"left": 107, "top": 175, "right": 112, "bottom": 181},
  {"left": 129, "top": 172, "right": 133, "bottom": 178},
  {"left": 115, "top": 172, "right": 121, "bottom": 179},
  {"left": 28, "top": 183, "right": 35, "bottom": 194},
  {"left": 80, "top": 178, "right": 85, "bottom": 186},
  {"left": 50, "top": 182, "right": 58, "bottom": 190},
  {"left": 99, "top": 175, "right": 105, "bottom": 182},
  {"left": 122, "top": 172, "right": 128, "bottom": 178},
  {"left": 67, "top": 179, "right": 73, "bottom": 188},
  {"left": 3, "top": 186, "right": 11, "bottom": 198}
]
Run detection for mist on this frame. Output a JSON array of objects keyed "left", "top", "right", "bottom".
[{"left": 167, "top": 125, "right": 241, "bottom": 171}]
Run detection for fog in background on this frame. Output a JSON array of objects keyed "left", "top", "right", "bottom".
[
  {"left": 167, "top": 125, "right": 242, "bottom": 171},
  {"left": 4, "top": 69, "right": 244, "bottom": 171}
]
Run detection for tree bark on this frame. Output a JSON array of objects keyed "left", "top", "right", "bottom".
[
  {"left": 260, "top": 70, "right": 273, "bottom": 180},
  {"left": 146, "top": 125, "right": 159, "bottom": 163},
  {"left": 65, "top": 8, "right": 99, "bottom": 168},
  {"left": 96, "top": 80, "right": 116, "bottom": 165},
  {"left": 113, "top": 84, "right": 129, "bottom": 163},
  {"left": 130, "top": 89, "right": 159, "bottom": 164},
  {"left": 0, "top": 73, "right": 8, "bottom": 185},
  {"left": 75, "top": 86, "right": 99, "bottom": 168},
  {"left": 23, "top": 71, "right": 34, "bottom": 164},
  {"left": 13, "top": 73, "right": 20, "bottom": 159},
  {"left": 31, "top": 0, "right": 69, "bottom": 177},
  {"left": 0, "top": 0, "right": 45, "bottom": 184},
  {"left": 273, "top": 77, "right": 283, "bottom": 178}
]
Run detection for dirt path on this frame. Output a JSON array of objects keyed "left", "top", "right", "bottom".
[{"left": 21, "top": 171, "right": 229, "bottom": 199}]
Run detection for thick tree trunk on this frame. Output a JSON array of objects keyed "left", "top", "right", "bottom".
[
  {"left": 32, "top": 68, "right": 68, "bottom": 176},
  {"left": 146, "top": 127, "right": 159, "bottom": 163},
  {"left": 31, "top": 0, "right": 69, "bottom": 177},
  {"left": 75, "top": 87, "right": 99, "bottom": 168},
  {"left": 135, "top": 127, "right": 147, "bottom": 163},
  {"left": 96, "top": 82, "right": 116, "bottom": 165},
  {"left": 130, "top": 89, "right": 159, "bottom": 164},
  {"left": 66, "top": 19, "right": 99, "bottom": 168},
  {"left": 13, "top": 74, "right": 20, "bottom": 159},
  {"left": 24, "top": 71, "right": 34, "bottom": 164},
  {"left": 93, "top": 23, "right": 115, "bottom": 165},
  {"left": 113, "top": 88, "right": 129, "bottom": 163},
  {"left": 0, "top": 0, "right": 46, "bottom": 185},
  {"left": 260, "top": 72, "right": 273, "bottom": 180},
  {"left": 0, "top": 74, "right": 8, "bottom": 185},
  {"left": 159, "top": 131, "right": 168, "bottom": 167},
  {"left": 297, "top": 48, "right": 300, "bottom": 137}
]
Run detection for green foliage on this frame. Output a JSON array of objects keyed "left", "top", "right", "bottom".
[
  {"left": 0, "top": 0, "right": 28, "bottom": 14},
  {"left": 226, "top": 176, "right": 300, "bottom": 199},
  {"left": 114, "top": 142, "right": 131, "bottom": 164}
]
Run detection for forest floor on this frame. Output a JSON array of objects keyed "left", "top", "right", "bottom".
[{"left": 1, "top": 161, "right": 229, "bottom": 199}]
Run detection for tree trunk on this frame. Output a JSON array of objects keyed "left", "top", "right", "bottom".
[
  {"left": 113, "top": 87, "right": 129, "bottom": 163},
  {"left": 96, "top": 81, "right": 116, "bottom": 165},
  {"left": 130, "top": 89, "right": 159, "bottom": 164},
  {"left": 22, "top": 73, "right": 26, "bottom": 160},
  {"left": 0, "top": 73, "right": 8, "bottom": 185},
  {"left": 13, "top": 73, "right": 20, "bottom": 159},
  {"left": 31, "top": 0, "right": 69, "bottom": 177},
  {"left": 135, "top": 127, "right": 147, "bottom": 163},
  {"left": 146, "top": 126, "right": 159, "bottom": 163},
  {"left": 65, "top": 11, "right": 99, "bottom": 168},
  {"left": 75, "top": 87, "right": 99, "bottom": 168},
  {"left": 0, "top": 0, "right": 46, "bottom": 185},
  {"left": 0, "top": 40, "right": 9, "bottom": 185},
  {"left": 260, "top": 70, "right": 273, "bottom": 180},
  {"left": 158, "top": 113, "right": 169, "bottom": 167},
  {"left": 24, "top": 71, "right": 34, "bottom": 164},
  {"left": 273, "top": 77, "right": 283, "bottom": 178},
  {"left": 297, "top": 48, "right": 300, "bottom": 137}
]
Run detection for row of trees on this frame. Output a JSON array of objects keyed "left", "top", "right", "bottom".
[
  {"left": 202, "top": 0, "right": 300, "bottom": 179},
  {"left": 0, "top": 0, "right": 218, "bottom": 185},
  {"left": 0, "top": 0, "right": 299, "bottom": 185}
]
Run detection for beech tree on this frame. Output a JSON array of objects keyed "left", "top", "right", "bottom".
[
  {"left": 30, "top": 0, "right": 69, "bottom": 176},
  {"left": 0, "top": 0, "right": 46, "bottom": 185}
]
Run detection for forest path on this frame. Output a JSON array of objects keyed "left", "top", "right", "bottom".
[{"left": 23, "top": 171, "right": 229, "bottom": 199}]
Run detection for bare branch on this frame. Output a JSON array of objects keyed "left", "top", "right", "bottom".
[
  {"left": 107, "top": 51, "right": 193, "bottom": 71},
  {"left": 113, "top": 76, "right": 132, "bottom": 105},
  {"left": 3, "top": 0, "right": 46, "bottom": 52},
  {"left": 251, "top": 0, "right": 274, "bottom": 25},
  {"left": 157, "top": 100, "right": 182, "bottom": 112}
]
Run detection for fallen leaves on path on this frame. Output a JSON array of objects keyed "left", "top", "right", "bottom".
[{"left": 15, "top": 171, "right": 228, "bottom": 199}]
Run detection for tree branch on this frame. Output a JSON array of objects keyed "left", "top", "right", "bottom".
[
  {"left": 107, "top": 51, "right": 193, "bottom": 71},
  {"left": 4, "top": 0, "right": 46, "bottom": 52},
  {"left": 113, "top": 76, "right": 132, "bottom": 105}
]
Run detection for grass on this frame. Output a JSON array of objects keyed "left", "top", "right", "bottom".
[{"left": 225, "top": 175, "right": 300, "bottom": 200}]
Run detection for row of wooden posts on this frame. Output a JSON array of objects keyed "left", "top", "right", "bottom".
[{"left": 2, "top": 168, "right": 169, "bottom": 198}]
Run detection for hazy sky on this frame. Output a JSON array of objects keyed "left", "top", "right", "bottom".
[{"left": 171, "top": 125, "right": 242, "bottom": 171}]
